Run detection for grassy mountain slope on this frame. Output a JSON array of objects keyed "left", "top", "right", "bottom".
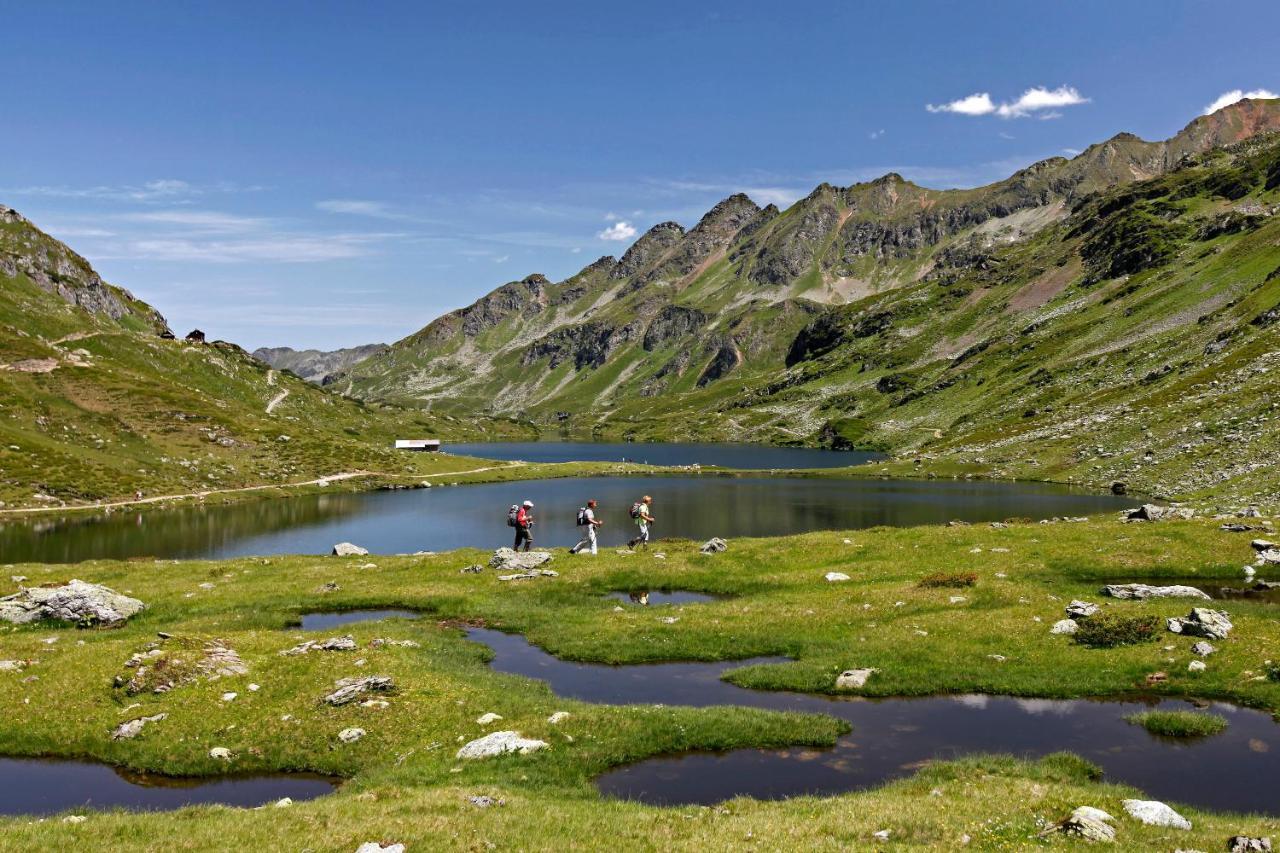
[
  {"left": 342, "top": 100, "right": 1280, "bottom": 503},
  {"left": 0, "top": 207, "right": 523, "bottom": 511}
]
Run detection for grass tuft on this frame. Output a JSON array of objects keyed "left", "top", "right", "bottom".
[
  {"left": 1071, "top": 613, "right": 1160, "bottom": 648},
  {"left": 1126, "top": 710, "right": 1229, "bottom": 738}
]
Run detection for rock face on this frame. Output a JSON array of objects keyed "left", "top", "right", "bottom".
[
  {"left": 111, "top": 713, "right": 167, "bottom": 741},
  {"left": 323, "top": 675, "right": 395, "bottom": 706},
  {"left": 332, "top": 543, "right": 369, "bottom": 557},
  {"left": 1058, "top": 806, "right": 1117, "bottom": 842},
  {"left": 1121, "top": 799, "right": 1191, "bottom": 830},
  {"left": 1166, "top": 607, "right": 1233, "bottom": 640},
  {"left": 700, "top": 537, "right": 728, "bottom": 554},
  {"left": 1101, "top": 583, "right": 1211, "bottom": 600},
  {"left": 0, "top": 580, "right": 145, "bottom": 627},
  {"left": 456, "top": 730, "right": 549, "bottom": 760},
  {"left": 489, "top": 549, "right": 553, "bottom": 571},
  {"left": 835, "top": 668, "right": 877, "bottom": 690}
]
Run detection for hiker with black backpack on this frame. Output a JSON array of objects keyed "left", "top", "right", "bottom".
[
  {"left": 569, "top": 498, "right": 602, "bottom": 555},
  {"left": 507, "top": 499, "right": 535, "bottom": 551},
  {"left": 627, "top": 495, "right": 654, "bottom": 549}
]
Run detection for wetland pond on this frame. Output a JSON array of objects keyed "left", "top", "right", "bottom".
[
  {"left": 470, "top": 627, "right": 1280, "bottom": 815},
  {"left": 2, "top": 441, "right": 1133, "bottom": 563}
]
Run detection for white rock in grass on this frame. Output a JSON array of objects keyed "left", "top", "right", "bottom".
[
  {"left": 872, "top": 830, "right": 891, "bottom": 840},
  {"left": 1059, "top": 806, "right": 1117, "bottom": 842},
  {"left": 1050, "top": 619, "right": 1079, "bottom": 635},
  {"left": 825, "top": 572, "right": 851, "bottom": 582},
  {"left": 475, "top": 712, "right": 503, "bottom": 726},
  {"left": 1122, "top": 799, "right": 1191, "bottom": 830},
  {"left": 355, "top": 844, "right": 405, "bottom": 853},
  {"left": 338, "top": 727, "right": 365, "bottom": 743},
  {"left": 274, "top": 797, "right": 293, "bottom": 807},
  {"left": 62, "top": 815, "right": 87, "bottom": 824},
  {"left": 1188, "top": 660, "right": 1206, "bottom": 672},
  {"left": 456, "top": 731, "right": 548, "bottom": 760},
  {"left": 111, "top": 713, "right": 167, "bottom": 740},
  {"left": 209, "top": 747, "right": 232, "bottom": 760},
  {"left": 835, "top": 668, "right": 877, "bottom": 690},
  {"left": 331, "top": 542, "right": 369, "bottom": 556},
  {"left": 547, "top": 711, "right": 570, "bottom": 724},
  {"left": 1191, "top": 641, "right": 1215, "bottom": 657}
]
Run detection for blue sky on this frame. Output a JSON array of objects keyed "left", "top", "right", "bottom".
[{"left": 2, "top": 1, "right": 1278, "bottom": 349}]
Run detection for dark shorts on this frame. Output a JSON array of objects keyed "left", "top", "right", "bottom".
[{"left": 514, "top": 527, "right": 533, "bottom": 548}]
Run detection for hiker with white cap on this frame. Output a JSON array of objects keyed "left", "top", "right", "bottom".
[{"left": 507, "top": 499, "right": 535, "bottom": 551}]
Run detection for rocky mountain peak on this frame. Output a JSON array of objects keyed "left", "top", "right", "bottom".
[
  {"left": 0, "top": 204, "right": 26, "bottom": 224},
  {"left": 611, "top": 221, "right": 687, "bottom": 279}
]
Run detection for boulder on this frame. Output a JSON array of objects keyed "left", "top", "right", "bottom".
[
  {"left": 111, "top": 713, "right": 167, "bottom": 741},
  {"left": 1058, "top": 806, "right": 1117, "bottom": 842},
  {"left": 1258, "top": 549, "right": 1280, "bottom": 565},
  {"left": 323, "top": 675, "right": 395, "bottom": 706},
  {"left": 1191, "top": 641, "right": 1215, "bottom": 657},
  {"left": 1065, "top": 600, "right": 1100, "bottom": 619},
  {"left": 0, "top": 579, "right": 145, "bottom": 627},
  {"left": 1251, "top": 539, "right": 1278, "bottom": 552},
  {"left": 456, "top": 730, "right": 549, "bottom": 760},
  {"left": 1050, "top": 619, "right": 1079, "bottom": 635},
  {"left": 1166, "top": 608, "right": 1233, "bottom": 640},
  {"left": 489, "top": 548, "right": 553, "bottom": 571},
  {"left": 1101, "top": 583, "right": 1211, "bottom": 601},
  {"left": 1229, "top": 837, "right": 1273, "bottom": 853},
  {"left": 209, "top": 747, "right": 232, "bottom": 760},
  {"left": 355, "top": 844, "right": 405, "bottom": 853},
  {"left": 825, "top": 572, "right": 851, "bottom": 582},
  {"left": 1126, "top": 504, "right": 1195, "bottom": 522},
  {"left": 1121, "top": 799, "right": 1191, "bottom": 830},
  {"left": 700, "top": 538, "right": 728, "bottom": 554},
  {"left": 1188, "top": 660, "right": 1207, "bottom": 672},
  {"left": 338, "top": 727, "right": 365, "bottom": 743},
  {"left": 331, "top": 543, "right": 369, "bottom": 556},
  {"left": 476, "top": 712, "right": 503, "bottom": 725},
  {"left": 835, "top": 668, "right": 877, "bottom": 690},
  {"left": 547, "top": 711, "right": 570, "bottom": 724}
]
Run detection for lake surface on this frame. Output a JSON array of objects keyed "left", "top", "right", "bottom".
[
  {"left": 470, "top": 627, "right": 1280, "bottom": 814},
  {"left": 1, "top": 475, "right": 1135, "bottom": 564},
  {"left": 0, "top": 757, "right": 336, "bottom": 816},
  {"left": 445, "top": 441, "right": 877, "bottom": 469},
  {"left": 293, "top": 609, "right": 424, "bottom": 630}
]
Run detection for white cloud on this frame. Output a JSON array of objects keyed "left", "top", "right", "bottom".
[
  {"left": 112, "top": 234, "right": 389, "bottom": 263},
  {"left": 869, "top": 128, "right": 885, "bottom": 140},
  {"left": 493, "top": 255, "right": 509, "bottom": 263},
  {"left": 927, "top": 92, "right": 997, "bottom": 116},
  {"left": 1203, "top": 88, "right": 1279, "bottom": 115},
  {"left": 120, "top": 210, "right": 270, "bottom": 233},
  {"left": 927, "top": 86, "right": 1088, "bottom": 119},
  {"left": 598, "top": 221, "right": 638, "bottom": 241}
]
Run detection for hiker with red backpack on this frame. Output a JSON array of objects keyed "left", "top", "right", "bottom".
[
  {"left": 627, "top": 495, "right": 654, "bottom": 549},
  {"left": 570, "top": 499, "right": 603, "bottom": 555},
  {"left": 507, "top": 499, "right": 535, "bottom": 551}
]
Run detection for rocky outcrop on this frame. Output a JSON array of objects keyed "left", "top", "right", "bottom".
[
  {"left": 642, "top": 305, "right": 708, "bottom": 351},
  {"left": 0, "top": 580, "right": 145, "bottom": 627},
  {"left": 835, "top": 668, "right": 876, "bottom": 690},
  {"left": 332, "top": 542, "right": 369, "bottom": 556},
  {"left": 638, "top": 194, "right": 761, "bottom": 284},
  {"left": 489, "top": 548, "right": 553, "bottom": 572},
  {"left": 111, "top": 713, "right": 167, "bottom": 741},
  {"left": 522, "top": 319, "right": 644, "bottom": 370},
  {"left": 1055, "top": 806, "right": 1117, "bottom": 842},
  {"left": 697, "top": 340, "right": 742, "bottom": 386},
  {"left": 700, "top": 538, "right": 728, "bottom": 554},
  {"left": 1121, "top": 799, "right": 1191, "bottom": 830},
  {"left": 749, "top": 185, "right": 840, "bottom": 285},
  {"left": 1126, "top": 504, "right": 1195, "bottom": 522}
]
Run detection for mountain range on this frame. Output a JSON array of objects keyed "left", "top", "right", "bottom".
[
  {"left": 252, "top": 344, "right": 388, "bottom": 385},
  {"left": 331, "top": 99, "right": 1280, "bottom": 504}
]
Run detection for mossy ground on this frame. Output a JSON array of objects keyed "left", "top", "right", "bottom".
[{"left": 1, "top": 517, "right": 1278, "bottom": 849}]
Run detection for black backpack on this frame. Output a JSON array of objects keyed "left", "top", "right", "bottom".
[
  {"left": 507, "top": 505, "right": 519, "bottom": 527},
  {"left": 576, "top": 507, "right": 589, "bottom": 526},
  {"left": 630, "top": 501, "right": 643, "bottom": 519}
]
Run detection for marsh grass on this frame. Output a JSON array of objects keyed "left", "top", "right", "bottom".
[{"left": 1072, "top": 613, "right": 1161, "bottom": 648}]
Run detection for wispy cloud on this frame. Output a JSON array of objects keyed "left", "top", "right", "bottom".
[
  {"left": 927, "top": 86, "right": 1088, "bottom": 119},
  {"left": 1203, "top": 87, "right": 1279, "bottom": 115},
  {"left": 0, "top": 179, "right": 261, "bottom": 203},
  {"left": 120, "top": 210, "right": 271, "bottom": 233},
  {"left": 598, "top": 221, "right": 637, "bottom": 241},
  {"left": 315, "top": 199, "right": 411, "bottom": 220},
  {"left": 103, "top": 233, "right": 396, "bottom": 264},
  {"left": 868, "top": 128, "right": 886, "bottom": 140}
]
